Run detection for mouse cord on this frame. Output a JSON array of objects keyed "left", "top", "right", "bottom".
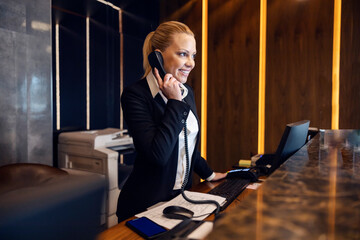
[{"left": 180, "top": 119, "right": 220, "bottom": 218}]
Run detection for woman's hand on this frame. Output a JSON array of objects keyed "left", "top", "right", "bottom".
[
  {"left": 211, "top": 172, "right": 227, "bottom": 181},
  {"left": 154, "top": 68, "right": 182, "bottom": 101}
]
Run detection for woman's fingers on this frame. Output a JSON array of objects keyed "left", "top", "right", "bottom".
[
  {"left": 154, "top": 68, "right": 163, "bottom": 87},
  {"left": 160, "top": 74, "right": 182, "bottom": 100},
  {"left": 153, "top": 69, "right": 181, "bottom": 100}
]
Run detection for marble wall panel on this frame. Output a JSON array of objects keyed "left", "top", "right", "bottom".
[
  {"left": 0, "top": 0, "right": 52, "bottom": 166},
  {"left": 0, "top": 30, "right": 19, "bottom": 164},
  {"left": 0, "top": 1, "right": 26, "bottom": 34},
  {"left": 27, "top": 32, "right": 52, "bottom": 165}
]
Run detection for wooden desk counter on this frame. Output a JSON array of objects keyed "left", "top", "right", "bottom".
[{"left": 97, "top": 179, "right": 257, "bottom": 240}]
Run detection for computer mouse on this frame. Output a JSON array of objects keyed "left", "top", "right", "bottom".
[
  {"left": 163, "top": 206, "right": 194, "bottom": 220},
  {"left": 226, "top": 168, "right": 259, "bottom": 182}
]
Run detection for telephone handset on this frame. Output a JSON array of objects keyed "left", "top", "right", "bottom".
[
  {"left": 148, "top": 51, "right": 166, "bottom": 79},
  {"left": 148, "top": 51, "right": 187, "bottom": 98}
]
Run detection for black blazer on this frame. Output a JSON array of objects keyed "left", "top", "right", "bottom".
[{"left": 116, "top": 78, "right": 213, "bottom": 222}]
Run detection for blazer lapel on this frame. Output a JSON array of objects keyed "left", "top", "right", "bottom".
[
  {"left": 154, "top": 93, "right": 166, "bottom": 110},
  {"left": 183, "top": 94, "right": 200, "bottom": 128}
]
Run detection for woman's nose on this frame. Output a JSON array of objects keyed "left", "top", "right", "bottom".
[{"left": 185, "top": 57, "right": 195, "bottom": 68}]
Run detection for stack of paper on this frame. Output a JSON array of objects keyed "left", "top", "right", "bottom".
[{"left": 135, "top": 190, "right": 226, "bottom": 229}]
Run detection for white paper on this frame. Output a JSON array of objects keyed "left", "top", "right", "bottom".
[{"left": 135, "top": 190, "right": 226, "bottom": 229}]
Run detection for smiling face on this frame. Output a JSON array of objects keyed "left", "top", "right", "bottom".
[{"left": 161, "top": 33, "right": 196, "bottom": 84}]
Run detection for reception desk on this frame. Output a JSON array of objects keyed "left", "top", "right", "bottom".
[{"left": 207, "top": 130, "right": 360, "bottom": 239}]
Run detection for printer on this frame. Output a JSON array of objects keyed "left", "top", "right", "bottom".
[{"left": 58, "top": 128, "right": 134, "bottom": 228}]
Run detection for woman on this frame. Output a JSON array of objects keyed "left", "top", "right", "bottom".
[{"left": 116, "top": 21, "right": 226, "bottom": 222}]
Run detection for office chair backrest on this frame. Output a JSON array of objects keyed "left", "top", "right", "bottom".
[{"left": 0, "top": 163, "right": 105, "bottom": 240}]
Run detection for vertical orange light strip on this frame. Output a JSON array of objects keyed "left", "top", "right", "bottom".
[
  {"left": 332, "top": 0, "right": 341, "bottom": 129},
  {"left": 55, "top": 23, "right": 60, "bottom": 130},
  {"left": 258, "top": 0, "right": 267, "bottom": 154},
  {"left": 86, "top": 17, "right": 90, "bottom": 130},
  {"left": 201, "top": 0, "right": 208, "bottom": 159}
]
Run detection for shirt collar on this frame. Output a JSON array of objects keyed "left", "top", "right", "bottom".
[{"left": 146, "top": 71, "right": 188, "bottom": 102}]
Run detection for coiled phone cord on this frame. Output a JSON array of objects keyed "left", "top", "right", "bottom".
[{"left": 180, "top": 120, "right": 220, "bottom": 217}]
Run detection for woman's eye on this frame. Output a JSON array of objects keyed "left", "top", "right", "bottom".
[
  {"left": 192, "top": 54, "right": 196, "bottom": 60},
  {"left": 179, "top": 52, "right": 187, "bottom": 57}
]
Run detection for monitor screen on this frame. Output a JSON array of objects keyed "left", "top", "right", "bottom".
[
  {"left": 256, "top": 120, "right": 310, "bottom": 174},
  {"left": 274, "top": 120, "right": 310, "bottom": 169}
]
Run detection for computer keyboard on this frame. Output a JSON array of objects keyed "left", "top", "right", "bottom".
[{"left": 207, "top": 178, "right": 250, "bottom": 211}]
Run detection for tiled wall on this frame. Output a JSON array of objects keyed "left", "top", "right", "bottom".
[{"left": 0, "top": 0, "right": 52, "bottom": 166}]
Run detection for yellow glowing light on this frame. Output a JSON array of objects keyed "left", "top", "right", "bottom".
[
  {"left": 258, "top": 0, "right": 267, "bottom": 154},
  {"left": 332, "top": 0, "right": 341, "bottom": 129},
  {"left": 55, "top": 23, "right": 60, "bottom": 130},
  {"left": 86, "top": 17, "right": 90, "bottom": 130},
  {"left": 201, "top": 0, "right": 208, "bottom": 159}
]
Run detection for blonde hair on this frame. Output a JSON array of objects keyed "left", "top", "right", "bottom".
[{"left": 142, "top": 21, "right": 194, "bottom": 78}]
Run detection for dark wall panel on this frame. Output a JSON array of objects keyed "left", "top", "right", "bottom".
[
  {"left": 52, "top": 0, "right": 159, "bottom": 131},
  {"left": 339, "top": 0, "right": 360, "bottom": 129},
  {"left": 265, "top": 0, "right": 333, "bottom": 153},
  {"left": 123, "top": 34, "right": 144, "bottom": 89},
  {"left": 207, "top": 0, "right": 260, "bottom": 172},
  {"left": 58, "top": 14, "right": 87, "bottom": 129},
  {"left": 90, "top": 5, "right": 120, "bottom": 129}
]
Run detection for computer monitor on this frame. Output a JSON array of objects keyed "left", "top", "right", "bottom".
[{"left": 256, "top": 120, "right": 310, "bottom": 174}]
